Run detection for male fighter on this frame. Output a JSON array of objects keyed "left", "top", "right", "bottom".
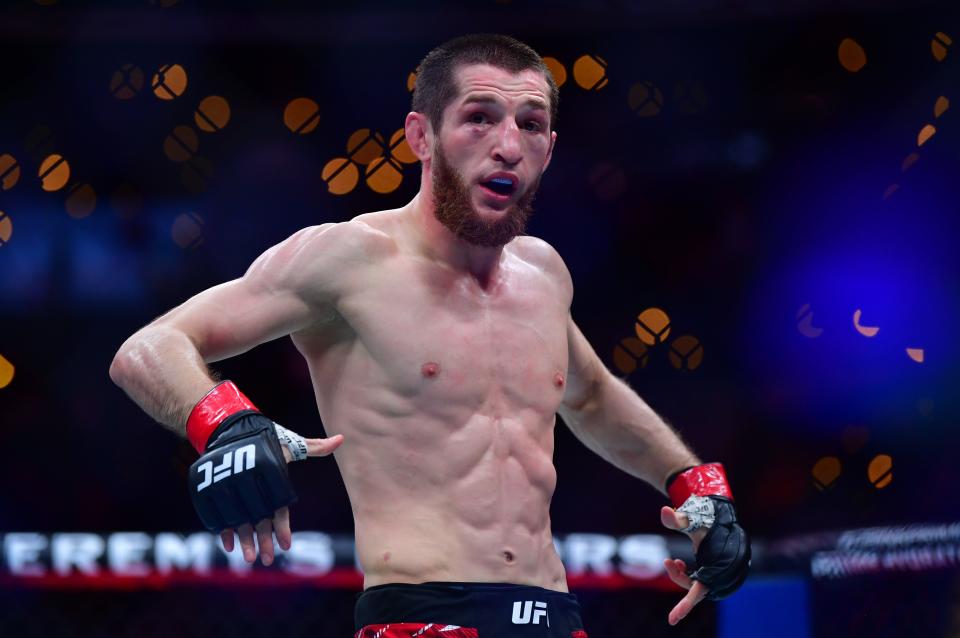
[{"left": 110, "top": 34, "right": 749, "bottom": 637}]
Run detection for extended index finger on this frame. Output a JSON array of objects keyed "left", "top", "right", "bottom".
[{"left": 668, "top": 580, "right": 709, "bottom": 626}]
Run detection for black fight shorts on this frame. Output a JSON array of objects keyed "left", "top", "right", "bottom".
[{"left": 354, "top": 581, "right": 589, "bottom": 637}]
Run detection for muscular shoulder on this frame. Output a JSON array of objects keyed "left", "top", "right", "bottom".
[
  {"left": 297, "top": 219, "right": 396, "bottom": 259},
  {"left": 245, "top": 220, "right": 396, "bottom": 303},
  {"left": 511, "top": 235, "right": 573, "bottom": 304},
  {"left": 285, "top": 220, "right": 397, "bottom": 269}
]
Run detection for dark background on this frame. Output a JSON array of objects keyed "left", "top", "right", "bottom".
[{"left": 1, "top": 0, "right": 959, "bottom": 636}]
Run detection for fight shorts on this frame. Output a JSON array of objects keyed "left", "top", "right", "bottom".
[{"left": 354, "top": 581, "right": 589, "bottom": 637}]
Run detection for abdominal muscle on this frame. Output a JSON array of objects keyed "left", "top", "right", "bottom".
[
  {"left": 293, "top": 322, "right": 569, "bottom": 592},
  {"left": 335, "top": 407, "right": 569, "bottom": 593}
]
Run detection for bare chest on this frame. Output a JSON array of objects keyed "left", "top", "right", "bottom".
[{"left": 333, "top": 258, "right": 569, "bottom": 417}]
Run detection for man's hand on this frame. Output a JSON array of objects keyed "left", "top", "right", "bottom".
[
  {"left": 218, "top": 433, "right": 344, "bottom": 566},
  {"left": 661, "top": 506, "right": 710, "bottom": 626},
  {"left": 660, "top": 463, "right": 752, "bottom": 626},
  {"left": 183, "top": 380, "right": 346, "bottom": 566}
]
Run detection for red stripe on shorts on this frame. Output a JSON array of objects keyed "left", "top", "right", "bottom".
[{"left": 354, "top": 623, "right": 478, "bottom": 638}]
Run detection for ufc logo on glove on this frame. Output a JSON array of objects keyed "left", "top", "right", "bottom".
[
  {"left": 195, "top": 444, "right": 256, "bottom": 492},
  {"left": 186, "top": 381, "right": 299, "bottom": 532}
]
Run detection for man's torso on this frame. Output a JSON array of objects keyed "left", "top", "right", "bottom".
[{"left": 289, "top": 210, "right": 572, "bottom": 591}]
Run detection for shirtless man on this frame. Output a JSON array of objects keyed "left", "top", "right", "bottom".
[{"left": 109, "top": 34, "right": 749, "bottom": 637}]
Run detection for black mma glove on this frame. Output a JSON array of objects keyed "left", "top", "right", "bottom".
[
  {"left": 666, "top": 463, "right": 751, "bottom": 600},
  {"left": 185, "top": 381, "right": 297, "bottom": 533}
]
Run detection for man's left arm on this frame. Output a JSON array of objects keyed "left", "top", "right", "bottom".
[
  {"left": 558, "top": 312, "right": 751, "bottom": 624},
  {"left": 558, "top": 313, "right": 700, "bottom": 493}
]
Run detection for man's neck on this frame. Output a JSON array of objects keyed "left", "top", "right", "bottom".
[{"left": 404, "top": 190, "right": 506, "bottom": 290}]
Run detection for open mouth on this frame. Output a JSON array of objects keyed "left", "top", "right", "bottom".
[{"left": 479, "top": 176, "right": 517, "bottom": 199}]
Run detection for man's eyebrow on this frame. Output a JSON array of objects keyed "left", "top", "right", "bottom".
[{"left": 460, "top": 94, "right": 548, "bottom": 111}]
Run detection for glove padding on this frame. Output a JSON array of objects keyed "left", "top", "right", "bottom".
[
  {"left": 688, "top": 496, "right": 751, "bottom": 600},
  {"left": 188, "top": 411, "right": 297, "bottom": 533}
]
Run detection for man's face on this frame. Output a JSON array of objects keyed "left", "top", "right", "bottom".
[{"left": 430, "top": 63, "right": 556, "bottom": 248}]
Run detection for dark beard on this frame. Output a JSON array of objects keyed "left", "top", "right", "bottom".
[{"left": 431, "top": 145, "right": 539, "bottom": 248}]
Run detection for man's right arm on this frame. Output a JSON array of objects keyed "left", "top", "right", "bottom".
[{"left": 108, "top": 220, "right": 387, "bottom": 434}]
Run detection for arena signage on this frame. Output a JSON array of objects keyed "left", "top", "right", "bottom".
[
  {"left": 0, "top": 532, "right": 676, "bottom": 588},
  {"left": 810, "top": 523, "right": 960, "bottom": 578}
]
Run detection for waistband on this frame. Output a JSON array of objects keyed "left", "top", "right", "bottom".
[
  {"left": 362, "top": 581, "right": 578, "bottom": 598},
  {"left": 355, "top": 580, "right": 582, "bottom": 631}
]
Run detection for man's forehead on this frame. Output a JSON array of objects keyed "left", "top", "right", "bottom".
[{"left": 452, "top": 63, "right": 550, "bottom": 106}]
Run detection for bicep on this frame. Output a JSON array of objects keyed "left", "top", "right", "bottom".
[
  {"left": 151, "top": 224, "right": 335, "bottom": 362},
  {"left": 561, "top": 313, "right": 606, "bottom": 413}
]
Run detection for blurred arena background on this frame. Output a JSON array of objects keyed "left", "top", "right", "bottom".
[{"left": 1, "top": 0, "right": 959, "bottom": 636}]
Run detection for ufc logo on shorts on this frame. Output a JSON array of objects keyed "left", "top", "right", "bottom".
[
  {"left": 512, "top": 601, "right": 549, "bottom": 627},
  {"left": 196, "top": 444, "right": 256, "bottom": 492}
]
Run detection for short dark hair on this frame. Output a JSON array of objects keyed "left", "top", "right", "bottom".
[{"left": 412, "top": 33, "right": 559, "bottom": 134}]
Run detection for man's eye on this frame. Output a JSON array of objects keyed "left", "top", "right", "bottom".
[
  {"left": 524, "top": 121, "right": 542, "bottom": 132},
  {"left": 469, "top": 113, "right": 488, "bottom": 124}
]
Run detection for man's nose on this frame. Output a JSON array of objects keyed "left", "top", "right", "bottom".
[{"left": 492, "top": 121, "right": 522, "bottom": 165}]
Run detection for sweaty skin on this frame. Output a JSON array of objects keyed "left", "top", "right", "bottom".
[{"left": 293, "top": 211, "right": 572, "bottom": 591}]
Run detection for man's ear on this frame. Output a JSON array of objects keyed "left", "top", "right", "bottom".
[
  {"left": 404, "top": 111, "right": 433, "bottom": 163},
  {"left": 542, "top": 130, "right": 558, "bottom": 174}
]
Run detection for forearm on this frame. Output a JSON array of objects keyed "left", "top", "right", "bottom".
[
  {"left": 560, "top": 372, "right": 700, "bottom": 495},
  {"left": 109, "top": 327, "right": 219, "bottom": 436}
]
